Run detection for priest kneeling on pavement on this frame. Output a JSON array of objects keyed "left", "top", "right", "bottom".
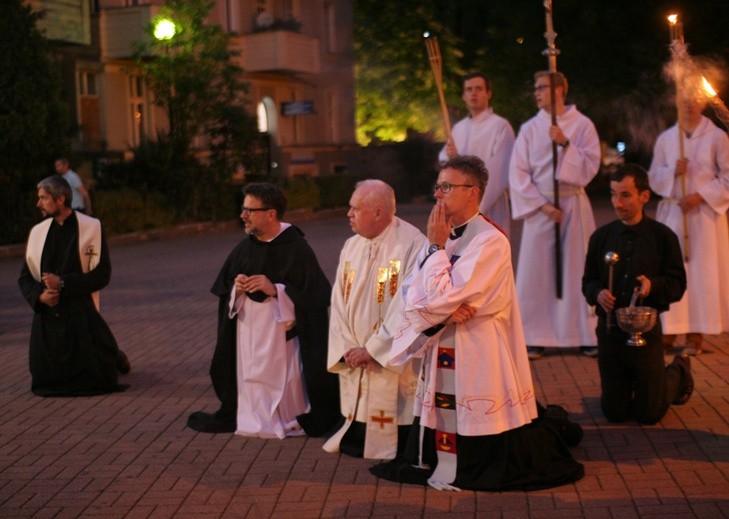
[
  {"left": 188, "top": 183, "right": 340, "bottom": 438},
  {"left": 19, "top": 175, "right": 130, "bottom": 397},
  {"left": 582, "top": 164, "right": 693, "bottom": 424},
  {"left": 371, "top": 156, "right": 584, "bottom": 491},
  {"left": 323, "top": 179, "right": 427, "bottom": 459}
]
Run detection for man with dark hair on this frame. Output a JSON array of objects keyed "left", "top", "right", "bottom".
[
  {"left": 372, "top": 155, "right": 584, "bottom": 492},
  {"left": 18, "top": 175, "right": 128, "bottom": 396},
  {"left": 55, "top": 157, "right": 92, "bottom": 215},
  {"left": 439, "top": 72, "right": 515, "bottom": 236},
  {"left": 582, "top": 164, "right": 693, "bottom": 424},
  {"left": 510, "top": 70, "right": 601, "bottom": 359},
  {"left": 188, "top": 182, "right": 340, "bottom": 437}
]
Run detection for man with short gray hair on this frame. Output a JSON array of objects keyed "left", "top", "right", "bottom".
[{"left": 324, "top": 179, "right": 427, "bottom": 459}]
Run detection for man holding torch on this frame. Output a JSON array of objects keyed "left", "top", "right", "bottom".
[
  {"left": 439, "top": 72, "right": 515, "bottom": 237},
  {"left": 509, "top": 71, "right": 601, "bottom": 359},
  {"left": 648, "top": 94, "right": 729, "bottom": 356}
]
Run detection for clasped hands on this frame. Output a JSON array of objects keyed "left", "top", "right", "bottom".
[
  {"left": 40, "top": 272, "right": 62, "bottom": 307},
  {"left": 234, "top": 274, "right": 276, "bottom": 297}
]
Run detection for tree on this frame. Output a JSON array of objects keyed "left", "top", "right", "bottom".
[
  {"left": 354, "top": 0, "right": 463, "bottom": 144},
  {"left": 354, "top": 0, "right": 729, "bottom": 163},
  {"left": 0, "top": 0, "right": 69, "bottom": 244},
  {"left": 131, "top": 0, "right": 258, "bottom": 219}
]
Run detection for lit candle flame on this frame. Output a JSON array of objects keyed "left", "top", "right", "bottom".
[
  {"left": 702, "top": 76, "right": 717, "bottom": 97},
  {"left": 667, "top": 14, "right": 677, "bottom": 25}
]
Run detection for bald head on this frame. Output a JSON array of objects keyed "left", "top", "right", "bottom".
[{"left": 347, "top": 179, "right": 396, "bottom": 239}]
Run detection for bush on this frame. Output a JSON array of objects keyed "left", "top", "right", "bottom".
[
  {"left": 94, "top": 189, "right": 175, "bottom": 235},
  {"left": 283, "top": 177, "right": 321, "bottom": 211},
  {"left": 316, "top": 174, "right": 361, "bottom": 208}
]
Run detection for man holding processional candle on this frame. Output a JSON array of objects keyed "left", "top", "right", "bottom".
[
  {"left": 439, "top": 72, "right": 515, "bottom": 237},
  {"left": 647, "top": 14, "right": 729, "bottom": 356},
  {"left": 324, "top": 180, "right": 427, "bottom": 459}
]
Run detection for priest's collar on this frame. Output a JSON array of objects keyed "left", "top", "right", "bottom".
[{"left": 450, "top": 212, "right": 480, "bottom": 239}]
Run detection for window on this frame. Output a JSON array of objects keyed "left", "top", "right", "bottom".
[
  {"left": 78, "top": 71, "right": 98, "bottom": 97},
  {"left": 128, "top": 75, "right": 148, "bottom": 146}
]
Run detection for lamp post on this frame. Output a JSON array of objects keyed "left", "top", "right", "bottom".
[{"left": 153, "top": 17, "right": 178, "bottom": 149}]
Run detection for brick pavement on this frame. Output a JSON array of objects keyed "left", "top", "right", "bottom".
[{"left": 0, "top": 201, "right": 727, "bottom": 518}]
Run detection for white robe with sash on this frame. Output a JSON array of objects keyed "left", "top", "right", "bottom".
[
  {"left": 509, "top": 106, "right": 600, "bottom": 347},
  {"left": 324, "top": 218, "right": 427, "bottom": 459},
  {"left": 648, "top": 116, "right": 729, "bottom": 334}
]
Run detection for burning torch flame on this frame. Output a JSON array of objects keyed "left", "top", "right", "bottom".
[
  {"left": 667, "top": 14, "right": 678, "bottom": 25},
  {"left": 702, "top": 76, "right": 717, "bottom": 98}
]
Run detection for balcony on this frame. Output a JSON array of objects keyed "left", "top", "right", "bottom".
[
  {"left": 232, "top": 30, "right": 320, "bottom": 75},
  {"left": 100, "top": 5, "right": 161, "bottom": 60}
]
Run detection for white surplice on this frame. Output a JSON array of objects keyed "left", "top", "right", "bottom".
[
  {"left": 510, "top": 106, "right": 600, "bottom": 347},
  {"left": 390, "top": 215, "right": 537, "bottom": 436},
  {"left": 439, "top": 109, "right": 515, "bottom": 236},
  {"left": 228, "top": 223, "right": 310, "bottom": 439},
  {"left": 324, "top": 218, "right": 427, "bottom": 459},
  {"left": 648, "top": 116, "right": 729, "bottom": 334}
]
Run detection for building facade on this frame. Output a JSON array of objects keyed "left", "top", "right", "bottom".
[{"left": 27, "top": 0, "right": 356, "bottom": 178}]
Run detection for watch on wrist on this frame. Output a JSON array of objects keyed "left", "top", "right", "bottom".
[{"left": 427, "top": 243, "right": 444, "bottom": 255}]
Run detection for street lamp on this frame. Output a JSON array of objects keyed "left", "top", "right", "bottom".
[{"left": 153, "top": 18, "right": 176, "bottom": 41}]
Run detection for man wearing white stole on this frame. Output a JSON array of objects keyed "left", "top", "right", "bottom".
[
  {"left": 371, "top": 156, "right": 584, "bottom": 491},
  {"left": 324, "top": 180, "right": 427, "bottom": 459}
]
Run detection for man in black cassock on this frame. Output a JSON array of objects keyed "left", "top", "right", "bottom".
[
  {"left": 18, "top": 175, "right": 129, "bottom": 397},
  {"left": 187, "top": 183, "right": 339, "bottom": 437}
]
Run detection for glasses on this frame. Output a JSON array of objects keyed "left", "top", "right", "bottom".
[
  {"left": 241, "top": 206, "right": 271, "bottom": 216},
  {"left": 433, "top": 182, "right": 474, "bottom": 194},
  {"left": 533, "top": 84, "right": 550, "bottom": 93}
]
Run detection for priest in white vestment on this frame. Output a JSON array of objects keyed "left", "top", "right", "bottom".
[
  {"left": 439, "top": 72, "right": 515, "bottom": 236},
  {"left": 324, "top": 180, "right": 427, "bottom": 459},
  {"left": 648, "top": 96, "right": 729, "bottom": 356},
  {"left": 371, "top": 156, "right": 584, "bottom": 492},
  {"left": 510, "top": 71, "right": 600, "bottom": 359}
]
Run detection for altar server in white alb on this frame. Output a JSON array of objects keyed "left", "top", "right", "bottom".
[
  {"left": 324, "top": 179, "right": 427, "bottom": 459},
  {"left": 439, "top": 72, "right": 515, "bottom": 236},
  {"left": 648, "top": 94, "right": 729, "bottom": 356},
  {"left": 509, "top": 71, "right": 601, "bottom": 359},
  {"left": 370, "top": 156, "right": 584, "bottom": 492}
]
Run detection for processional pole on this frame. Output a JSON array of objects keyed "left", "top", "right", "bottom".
[
  {"left": 668, "top": 14, "right": 690, "bottom": 262},
  {"left": 543, "top": 0, "right": 562, "bottom": 299},
  {"left": 424, "top": 34, "right": 452, "bottom": 141}
]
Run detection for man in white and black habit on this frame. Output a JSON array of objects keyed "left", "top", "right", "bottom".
[
  {"left": 18, "top": 175, "right": 129, "bottom": 396},
  {"left": 188, "top": 182, "right": 339, "bottom": 438}
]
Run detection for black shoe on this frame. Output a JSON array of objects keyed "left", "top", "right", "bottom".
[
  {"left": 580, "top": 346, "right": 598, "bottom": 358},
  {"left": 544, "top": 404, "right": 584, "bottom": 447},
  {"left": 187, "top": 411, "right": 236, "bottom": 433},
  {"left": 116, "top": 350, "right": 131, "bottom": 374},
  {"left": 527, "top": 346, "right": 545, "bottom": 360},
  {"left": 672, "top": 354, "right": 694, "bottom": 405}
]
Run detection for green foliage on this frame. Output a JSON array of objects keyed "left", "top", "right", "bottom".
[
  {"left": 354, "top": 0, "right": 463, "bottom": 144},
  {"left": 283, "top": 177, "right": 321, "bottom": 211},
  {"left": 132, "top": 0, "right": 256, "bottom": 159},
  {"left": 0, "top": 0, "right": 69, "bottom": 244},
  {"left": 315, "top": 175, "right": 361, "bottom": 209},
  {"left": 93, "top": 189, "right": 175, "bottom": 235}
]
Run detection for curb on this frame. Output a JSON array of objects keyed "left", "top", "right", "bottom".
[{"left": 0, "top": 207, "right": 348, "bottom": 261}]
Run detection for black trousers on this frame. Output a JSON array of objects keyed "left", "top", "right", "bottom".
[{"left": 597, "top": 318, "right": 681, "bottom": 424}]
